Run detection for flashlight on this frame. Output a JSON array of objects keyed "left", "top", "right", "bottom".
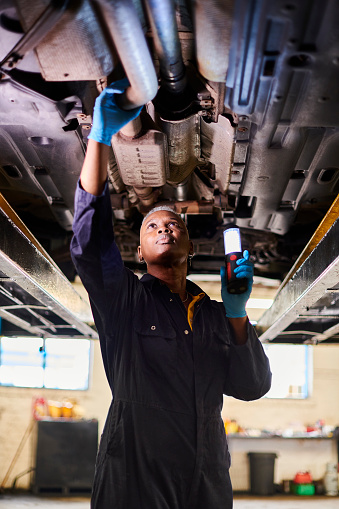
[{"left": 223, "top": 227, "right": 248, "bottom": 294}]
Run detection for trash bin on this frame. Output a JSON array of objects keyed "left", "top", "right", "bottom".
[{"left": 248, "top": 452, "right": 277, "bottom": 495}]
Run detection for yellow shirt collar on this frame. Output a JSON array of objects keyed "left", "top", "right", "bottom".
[{"left": 187, "top": 292, "right": 205, "bottom": 330}]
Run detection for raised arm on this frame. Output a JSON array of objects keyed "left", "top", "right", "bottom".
[
  {"left": 71, "top": 78, "right": 143, "bottom": 291},
  {"left": 70, "top": 81, "right": 144, "bottom": 384},
  {"left": 80, "top": 77, "right": 142, "bottom": 195},
  {"left": 80, "top": 139, "right": 109, "bottom": 195},
  {"left": 220, "top": 252, "right": 272, "bottom": 399}
]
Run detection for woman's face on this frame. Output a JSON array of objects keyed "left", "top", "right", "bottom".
[{"left": 138, "top": 210, "right": 193, "bottom": 266}]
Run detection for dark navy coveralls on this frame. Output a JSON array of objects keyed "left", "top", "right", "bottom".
[{"left": 70, "top": 182, "right": 272, "bottom": 509}]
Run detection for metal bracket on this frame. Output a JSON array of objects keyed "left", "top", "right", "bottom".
[{"left": 77, "top": 113, "right": 92, "bottom": 133}]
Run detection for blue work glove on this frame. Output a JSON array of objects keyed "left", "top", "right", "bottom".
[
  {"left": 220, "top": 250, "right": 253, "bottom": 318},
  {"left": 88, "top": 78, "right": 142, "bottom": 146}
]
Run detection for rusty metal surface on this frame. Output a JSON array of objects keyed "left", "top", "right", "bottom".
[
  {"left": 158, "top": 114, "right": 200, "bottom": 184},
  {"left": 112, "top": 127, "right": 169, "bottom": 187},
  {"left": 0, "top": 193, "right": 96, "bottom": 338}
]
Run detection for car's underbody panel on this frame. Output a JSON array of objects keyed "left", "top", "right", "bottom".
[{"left": 0, "top": 0, "right": 338, "bottom": 341}]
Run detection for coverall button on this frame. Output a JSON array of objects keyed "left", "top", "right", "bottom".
[
  {"left": 184, "top": 329, "right": 189, "bottom": 335},
  {"left": 151, "top": 325, "right": 156, "bottom": 330},
  {"left": 169, "top": 298, "right": 173, "bottom": 302}
]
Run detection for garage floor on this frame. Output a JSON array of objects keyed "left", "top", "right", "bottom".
[{"left": 0, "top": 494, "right": 338, "bottom": 508}]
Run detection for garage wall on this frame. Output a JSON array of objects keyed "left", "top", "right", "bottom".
[
  {"left": 0, "top": 342, "right": 338, "bottom": 490},
  {"left": 0, "top": 340, "right": 111, "bottom": 490},
  {"left": 222, "top": 344, "right": 339, "bottom": 430}
]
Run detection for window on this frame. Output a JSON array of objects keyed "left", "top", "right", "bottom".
[
  {"left": 263, "top": 344, "right": 312, "bottom": 399},
  {"left": 0, "top": 336, "right": 91, "bottom": 390}
]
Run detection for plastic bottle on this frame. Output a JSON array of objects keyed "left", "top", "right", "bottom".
[{"left": 324, "top": 462, "right": 338, "bottom": 496}]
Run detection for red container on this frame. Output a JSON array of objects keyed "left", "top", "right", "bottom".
[{"left": 294, "top": 471, "right": 313, "bottom": 484}]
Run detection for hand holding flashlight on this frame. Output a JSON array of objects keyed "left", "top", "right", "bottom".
[
  {"left": 220, "top": 249, "right": 254, "bottom": 318},
  {"left": 223, "top": 227, "right": 248, "bottom": 294}
]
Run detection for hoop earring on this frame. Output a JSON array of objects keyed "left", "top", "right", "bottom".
[{"left": 187, "top": 253, "right": 194, "bottom": 267}]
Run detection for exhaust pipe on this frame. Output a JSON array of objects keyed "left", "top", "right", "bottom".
[
  {"left": 96, "top": 0, "right": 158, "bottom": 109},
  {"left": 144, "top": 0, "right": 186, "bottom": 94}
]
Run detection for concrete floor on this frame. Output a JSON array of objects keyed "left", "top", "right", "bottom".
[
  {"left": 0, "top": 494, "right": 339, "bottom": 508},
  {"left": 233, "top": 495, "right": 339, "bottom": 508}
]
